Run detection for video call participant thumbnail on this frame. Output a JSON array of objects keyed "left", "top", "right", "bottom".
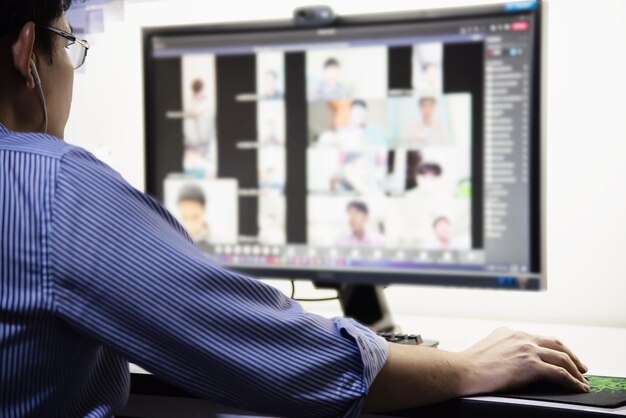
[
  {"left": 261, "top": 69, "right": 283, "bottom": 100},
  {"left": 338, "top": 99, "right": 386, "bottom": 149},
  {"left": 183, "top": 78, "right": 214, "bottom": 150},
  {"left": 401, "top": 96, "right": 451, "bottom": 147},
  {"left": 335, "top": 201, "right": 385, "bottom": 248},
  {"left": 177, "top": 183, "right": 210, "bottom": 243},
  {"left": 308, "top": 57, "right": 350, "bottom": 101}
]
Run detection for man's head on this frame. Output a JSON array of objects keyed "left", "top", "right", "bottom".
[
  {"left": 177, "top": 184, "right": 208, "bottom": 240},
  {"left": 191, "top": 79, "right": 204, "bottom": 96},
  {"left": 347, "top": 201, "right": 368, "bottom": 236},
  {"left": 418, "top": 96, "right": 437, "bottom": 124},
  {"left": 417, "top": 162, "right": 443, "bottom": 190},
  {"left": 432, "top": 216, "right": 451, "bottom": 244},
  {"left": 323, "top": 58, "right": 341, "bottom": 84},
  {"left": 0, "top": 0, "right": 77, "bottom": 138},
  {"left": 350, "top": 99, "right": 368, "bottom": 127}
]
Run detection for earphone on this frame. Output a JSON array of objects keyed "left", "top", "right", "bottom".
[
  {"left": 29, "top": 59, "right": 48, "bottom": 134},
  {"left": 30, "top": 59, "right": 41, "bottom": 86}
]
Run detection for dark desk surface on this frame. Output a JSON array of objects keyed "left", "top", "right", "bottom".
[
  {"left": 119, "top": 373, "right": 626, "bottom": 418},
  {"left": 122, "top": 317, "right": 626, "bottom": 418},
  {"left": 390, "top": 398, "right": 626, "bottom": 418}
]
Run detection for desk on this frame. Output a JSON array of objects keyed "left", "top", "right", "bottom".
[{"left": 119, "top": 315, "right": 626, "bottom": 418}]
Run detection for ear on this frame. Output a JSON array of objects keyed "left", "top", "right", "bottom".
[{"left": 11, "top": 22, "right": 37, "bottom": 90}]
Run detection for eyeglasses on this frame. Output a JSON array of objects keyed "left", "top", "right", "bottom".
[{"left": 41, "top": 25, "right": 90, "bottom": 70}]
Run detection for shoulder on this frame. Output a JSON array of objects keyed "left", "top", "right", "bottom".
[
  {"left": 0, "top": 130, "right": 108, "bottom": 198},
  {"left": 0, "top": 130, "right": 77, "bottom": 160},
  {"left": 0, "top": 131, "right": 113, "bottom": 183},
  {"left": 0, "top": 132, "right": 132, "bottom": 212}
]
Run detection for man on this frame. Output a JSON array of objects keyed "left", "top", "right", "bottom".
[
  {"left": 308, "top": 57, "right": 349, "bottom": 101},
  {"left": 0, "top": 1, "right": 589, "bottom": 417},
  {"left": 319, "top": 99, "right": 387, "bottom": 152},
  {"left": 416, "top": 162, "right": 443, "bottom": 191},
  {"left": 177, "top": 183, "right": 211, "bottom": 243},
  {"left": 335, "top": 201, "right": 385, "bottom": 248},
  {"left": 432, "top": 216, "right": 452, "bottom": 249},
  {"left": 424, "top": 216, "right": 470, "bottom": 250},
  {"left": 261, "top": 69, "right": 283, "bottom": 100},
  {"left": 337, "top": 99, "right": 386, "bottom": 148},
  {"left": 183, "top": 78, "right": 214, "bottom": 149},
  {"left": 402, "top": 96, "right": 452, "bottom": 147}
]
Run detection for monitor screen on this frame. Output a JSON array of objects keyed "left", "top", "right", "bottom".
[{"left": 143, "top": 1, "right": 543, "bottom": 290}]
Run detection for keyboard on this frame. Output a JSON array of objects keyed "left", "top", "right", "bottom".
[{"left": 377, "top": 332, "right": 439, "bottom": 348}]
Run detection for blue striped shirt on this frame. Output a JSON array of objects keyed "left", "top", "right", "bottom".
[{"left": 0, "top": 123, "right": 388, "bottom": 418}]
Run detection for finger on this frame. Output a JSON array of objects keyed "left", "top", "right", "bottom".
[
  {"left": 534, "top": 335, "right": 588, "bottom": 374},
  {"left": 539, "top": 364, "right": 589, "bottom": 393},
  {"left": 537, "top": 347, "right": 586, "bottom": 384}
]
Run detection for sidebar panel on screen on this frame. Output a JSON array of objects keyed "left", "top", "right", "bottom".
[{"left": 216, "top": 55, "right": 259, "bottom": 240}]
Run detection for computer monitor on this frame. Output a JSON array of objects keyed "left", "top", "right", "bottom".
[{"left": 143, "top": 1, "right": 544, "bottom": 329}]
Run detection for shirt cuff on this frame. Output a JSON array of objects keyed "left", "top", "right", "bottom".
[{"left": 332, "top": 317, "right": 389, "bottom": 418}]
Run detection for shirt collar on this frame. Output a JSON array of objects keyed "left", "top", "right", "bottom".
[{"left": 0, "top": 123, "right": 59, "bottom": 142}]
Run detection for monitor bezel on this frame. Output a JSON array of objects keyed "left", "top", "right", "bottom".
[{"left": 142, "top": 1, "right": 545, "bottom": 291}]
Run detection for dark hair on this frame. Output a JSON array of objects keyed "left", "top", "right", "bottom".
[
  {"left": 347, "top": 201, "right": 368, "bottom": 215},
  {"left": 191, "top": 79, "right": 204, "bottom": 94},
  {"left": 178, "top": 184, "right": 206, "bottom": 207},
  {"left": 0, "top": 0, "right": 75, "bottom": 59},
  {"left": 418, "top": 163, "right": 443, "bottom": 177},
  {"left": 351, "top": 99, "right": 367, "bottom": 109},
  {"left": 324, "top": 58, "right": 340, "bottom": 68}
]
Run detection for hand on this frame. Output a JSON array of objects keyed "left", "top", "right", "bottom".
[{"left": 460, "top": 327, "right": 589, "bottom": 395}]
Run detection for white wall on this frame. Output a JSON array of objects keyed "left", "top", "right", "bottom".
[{"left": 65, "top": 0, "right": 626, "bottom": 328}]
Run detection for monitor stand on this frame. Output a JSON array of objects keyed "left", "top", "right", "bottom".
[
  {"left": 314, "top": 283, "right": 439, "bottom": 347},
  {"left": 314, "top": 283, "right": 395, "bottom": 332}
]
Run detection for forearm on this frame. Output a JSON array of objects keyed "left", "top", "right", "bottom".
[
  {"left": 363, "top": 343, "right": 473, "bottom": 413},
  {"left": 363, "top": 327, "right": 590, "bottom": 414}
]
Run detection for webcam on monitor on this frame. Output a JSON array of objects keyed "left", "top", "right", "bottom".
[{"left": 293, "top": 6, "right": 336, "bottom": 27}]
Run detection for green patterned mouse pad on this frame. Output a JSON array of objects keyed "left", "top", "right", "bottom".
[{"left": 501, "top": 375, "right": 626, "bottom": 408}]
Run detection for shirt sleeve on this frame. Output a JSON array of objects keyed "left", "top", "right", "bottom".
[{"left": 48, "top": 148, "right": 388, "bottom": 418}]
